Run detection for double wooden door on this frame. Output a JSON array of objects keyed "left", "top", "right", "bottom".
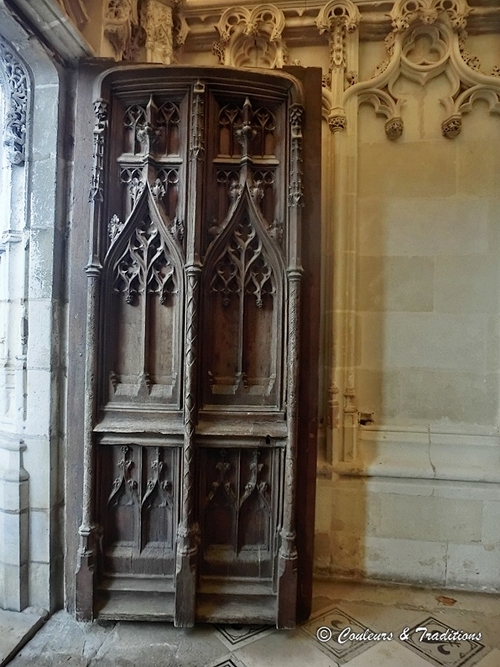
[{"left": 75, "top": 66, "right": 320, "bottom": 628}]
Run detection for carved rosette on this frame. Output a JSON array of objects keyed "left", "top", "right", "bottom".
[{"left": 0, "top": 38, "right": 28, "bottom": 166}]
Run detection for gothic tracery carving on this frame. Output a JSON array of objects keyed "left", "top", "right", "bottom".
[
  {"left": 113, "top": 213, "right": 177, "bottom": 305},
  {"left": 210, "top": 219, "right": 275, "bottom": 309},
  {"left": 340, "top": 0, "right": 500, "bottom": 140},
  {"left": 213, "top": 5, "right": 287, "bottom": 69},
  {"left": 0, "top": 38, "right": 28, "bottom": 166}
]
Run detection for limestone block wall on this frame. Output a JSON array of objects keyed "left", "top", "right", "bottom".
[{"left": 0, "top": 4, "right": 66, "bottom": 611}]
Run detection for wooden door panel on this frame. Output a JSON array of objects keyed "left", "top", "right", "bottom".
[{"left": 75, "top": 66, "right": 320, "bottom": 629}]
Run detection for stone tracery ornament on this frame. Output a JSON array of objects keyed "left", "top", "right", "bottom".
[
  {"left": 0, "top": 38, "right": 28, "bottom": 166},
  {"left": 338, "top": 0, "right": 500, "bottom": 140},
  {"left": 213, "top": 5, "right": 287, "bottom": 69}
]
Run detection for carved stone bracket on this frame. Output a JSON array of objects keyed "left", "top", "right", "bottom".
[
  {"left": 213, "top": 5, "right": 287, "bottom": 68},
  {"left": 104, "top": 0, "right": 141, "bottom": 60},
  {"left": 0, "top": 37, "right": 28, "bottom": 166}
]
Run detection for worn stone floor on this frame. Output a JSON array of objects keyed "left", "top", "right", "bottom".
[{"left": 3, "top": 580, "right": 500, "bottom": 667}]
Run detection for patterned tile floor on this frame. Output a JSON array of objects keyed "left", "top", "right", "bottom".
[{"left": 7, "top": 581, "right": 500, "bottom": 667}]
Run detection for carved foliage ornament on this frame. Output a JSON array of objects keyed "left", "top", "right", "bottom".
[
  {"left": 214, "top": 5, "right": 287, "bottom": 69},
  {"left": 0, "top": 38, "right": 28, "bottom": 166},
  {"left": 104, "top": 0, "right": 183, "bottom": 63}
]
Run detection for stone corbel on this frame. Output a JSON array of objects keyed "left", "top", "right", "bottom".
[
  {"left": 316, "top": 0, "right": 360, "bottom": 132},
  {"left": 213, "top": 5, "right": 287, "bottom": 69},
  {"left": 441, "top": 85, "right": 500, "bottom": 138},
  {"left": 104, "top": 0, "right": 141, "bottom": 60},
  {"left": 358, "top": 90, "right": 404, "bottom": 140}
]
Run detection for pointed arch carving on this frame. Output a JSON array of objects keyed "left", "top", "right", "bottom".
[
  {"left": 213, "top": 5, "right": 287, "bottom": 69},
  {"left": 102, "top": 185, "right": 184, "bottom": 407},
  {"left": 203, "top": 184, "right": 284, "bottom": 406},
  {"left": 338, "top": 0, "right": 500, "bottom": 139}
]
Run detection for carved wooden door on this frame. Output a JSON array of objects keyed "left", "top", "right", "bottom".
[{"left": 75, "top": 66, "right": 320, "bottom": 629}]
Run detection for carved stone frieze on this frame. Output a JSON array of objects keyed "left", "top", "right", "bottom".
[
  {"left": 213, "top": 5, "right": 287, "bottom": 68},
  {"left": 0, "top": 38, "right": 28, "bottom": 166}
]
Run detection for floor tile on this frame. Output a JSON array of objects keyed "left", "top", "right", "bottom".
[
  {"left": 214, "top": 625, "right": 275, "bottom": 651},
  {"left": 399, "top": 616, "right": 486, "bottom": 667},
  {"left": 234, "top": 626, "right": 338, "bottom": 667},
  {"left": 205, "top": 654, "right": 248, "bottom": 667},
  {"left": 346, "top": 640, "right": 433, "bottom": 667},
  {"left": 475, "top": 648, "right": 500, "bottom": 667},
  {"left": 302, "top": 607, "right": 380, "bottom": 664}
]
